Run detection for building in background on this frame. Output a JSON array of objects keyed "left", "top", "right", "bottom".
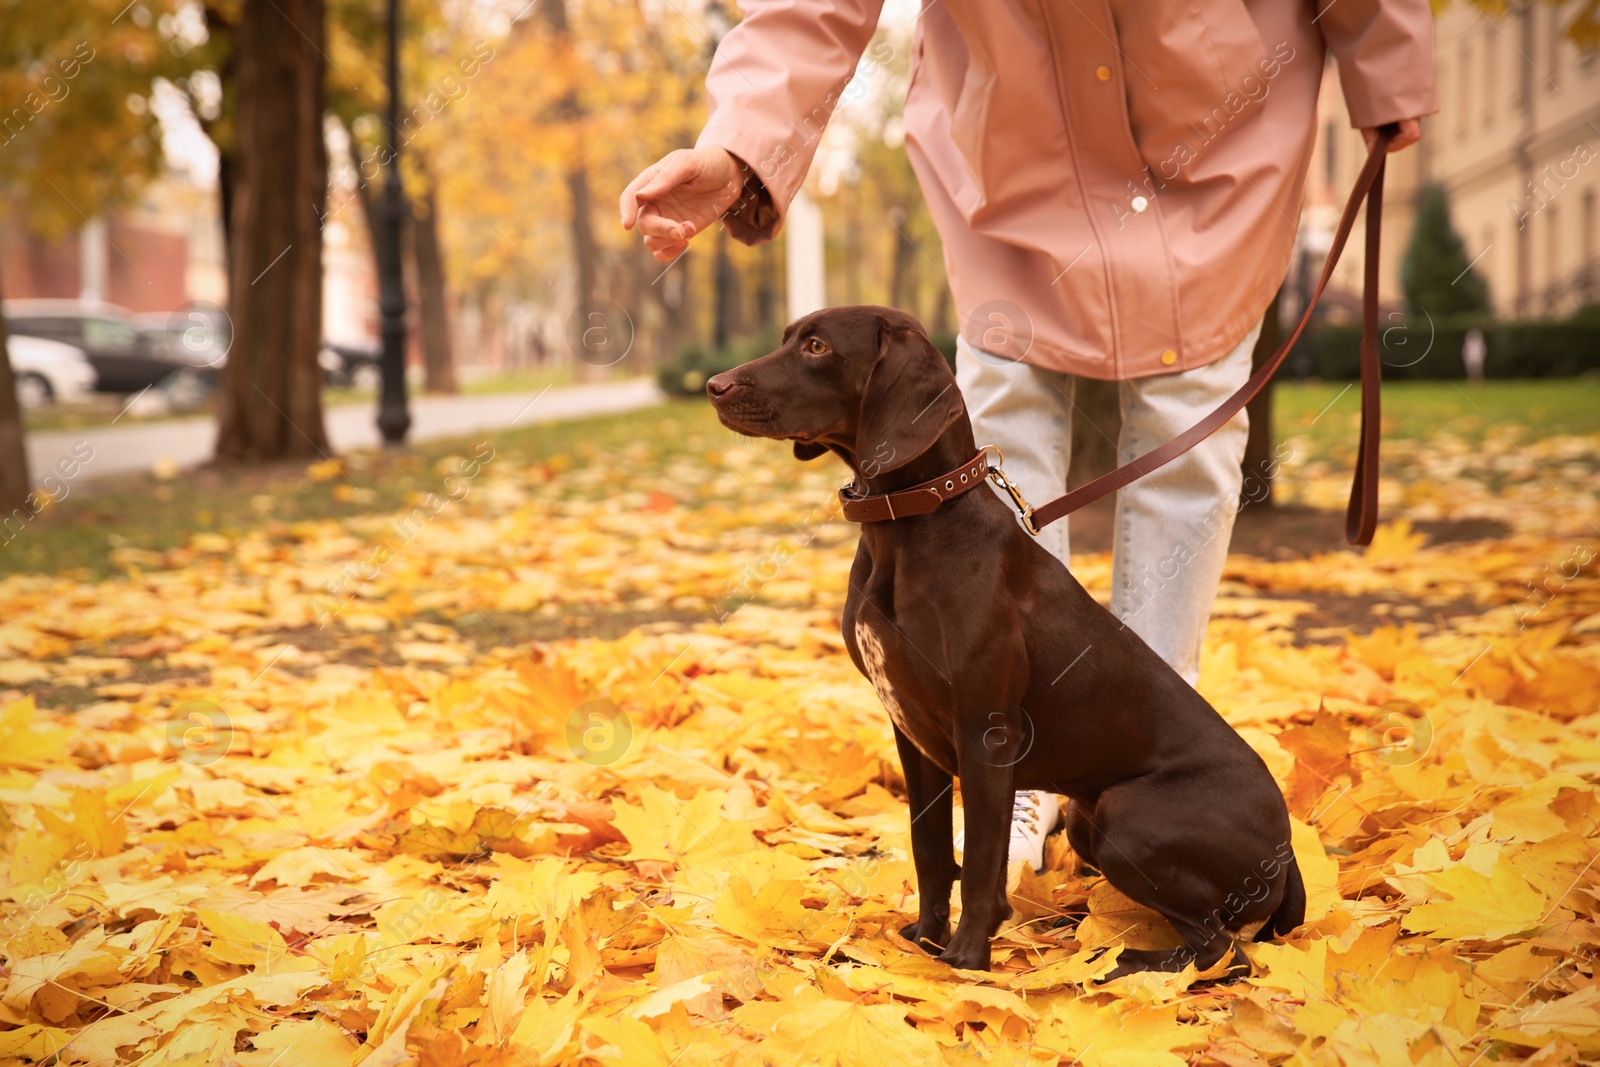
[
  {"left": 0, "top": 175, "right": 196, "bottom": 313},
  {"left": 1306, "top": 1, "right": 1600, "bottom": 320},
  {"left": 2, "top": 165, "right": 378, "bottom": 343}
]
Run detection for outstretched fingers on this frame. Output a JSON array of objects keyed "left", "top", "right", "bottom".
[{"left": 619, "top": 150, "right": 694, "bottom": 230}]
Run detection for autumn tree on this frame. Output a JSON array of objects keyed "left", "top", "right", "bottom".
[
  {"left": 0, "top": 0, "right": 192, "bottom": 510},
  {"left": 537, "top": 0, "right": 604, "bottom": 380},
  {"left": 434, "top": 1, "right": 705, "bottom": 370},
  {"left": 213, "top": 0, "right": 330, "bottom": 461},
  {"left": 410, "top": 168, "right": 457, "bottom": 392}
]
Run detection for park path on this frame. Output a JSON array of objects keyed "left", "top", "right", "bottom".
[{"left": 25, "top": 377, "right": 663, "bottom": 486}]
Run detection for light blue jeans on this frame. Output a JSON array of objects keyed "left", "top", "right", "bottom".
[{"left": 955, "top": 325, "right": 1260, "bottom": 686}]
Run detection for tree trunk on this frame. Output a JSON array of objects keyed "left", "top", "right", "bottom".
[
  {"left": 541, "top": 0, "right": 603, "bottom": 381},
  {"left": 625, "top": 242, "right": 652, "bottom": 367},
  {"left": 1239, "top": 290, "right": 1282, "bottom": 509},
  {"left": 566, "top": 164, "right": 601, "bottom": 379},
  {"left": 647, "top": 246, "right": 687, "bottom": 368},
  {"left": 887, "top": 206, "right": 914, "bottom": 310},
  {"left": 216, "top": 151, "right": 237, "bottom": 284},
  {"left": 411, "top": 175, "right": 457, "bottom": 394},
  {"left": 755, "top": 242, "right": 778, "bottom": 336},
  {"left": 843, "top": 196, "right": 861, "bottom": 306},
  {"left": 0, "top": 259, "right": 30, "bottom": 514},
  {"left": 214, "top": 0, "right": 329, "bottom": 462},
  {"left": 712, "top": 226, "right": 740, "bottom": 351}
]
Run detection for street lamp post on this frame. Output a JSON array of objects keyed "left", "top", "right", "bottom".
[{"left": 376, "top": 0, "right": 411, "bottom": 446}]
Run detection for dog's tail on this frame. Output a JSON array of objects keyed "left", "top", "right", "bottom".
[{"left": 1255, "top": 855, "right": 1306, "bottom": 942}]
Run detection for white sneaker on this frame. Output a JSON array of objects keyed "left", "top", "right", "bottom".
[{"left": 955, "top": 791, "right": 1060, "bottom": 872}]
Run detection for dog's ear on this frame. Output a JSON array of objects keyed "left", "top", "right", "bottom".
[
  {"left": 793, "top": 441, "right": 828, "bottom": 461},
  {"left": 855, "top": 320, "right": 964, "bottom": 475}
]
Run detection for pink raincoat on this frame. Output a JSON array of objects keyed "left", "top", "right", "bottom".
[{"left": 699, "top": 0, "right": 1438, "bottom": 378}]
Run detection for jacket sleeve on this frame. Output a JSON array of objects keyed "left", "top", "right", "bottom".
[
  {"left": 1315, "top": 0, "right": 1440, "bottom": 129},
  {"left": 695, "top": 0, "right": 888, "bottom": 244}
]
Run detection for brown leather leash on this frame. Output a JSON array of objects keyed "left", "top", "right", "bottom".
[
  {"left": 1030, "top": 122, "right": 1395, "bottom": 545},
  {"left": 841, "top": 123, "right": 1396, "bottom": 547}
]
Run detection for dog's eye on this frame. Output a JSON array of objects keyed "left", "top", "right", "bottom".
[{"left": 803, "top": 337, "right": 830, "bottom": 356}]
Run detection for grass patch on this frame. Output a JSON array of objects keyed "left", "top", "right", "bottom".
[
  {"left": 458, "top": 367, "right": 576, "bottom": 396},
  {"left": 22, "top": 399, "right": 210, "bottom": 434},
  {"left": 25, "top": 370, "right": 579, "bottom": 433},
  {"left": 1275, "top": 377, "right": 1600, "bottom": 450},
  {"left": 7, "top": 379, "right": 1597, "bottom": 582},
  {"left": 3, "top": 399, "right": 732, "bottom": 581}
]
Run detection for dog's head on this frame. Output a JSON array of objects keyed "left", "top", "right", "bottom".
[{"left": 706, "top": 306, "right": 965, "bottom": 475}]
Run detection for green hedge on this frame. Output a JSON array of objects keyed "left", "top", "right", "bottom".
[
  {"left": 656, "top": 333, "right": 779, "bottom": 396},
  {"left": 1290, "top": 308, "right": 1600, "bottom": 380}
]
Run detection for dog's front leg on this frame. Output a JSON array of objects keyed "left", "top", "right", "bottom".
[
  {"left": 893, "top": 725, "right": 957, "bottom": 953},
  {"left": 939, "top": 722, "right": 1018, "bottom": 971}
]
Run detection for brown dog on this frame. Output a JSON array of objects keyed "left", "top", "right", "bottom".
[{"left": 706, "top": 306, "right": 1304, "bottom": 976}]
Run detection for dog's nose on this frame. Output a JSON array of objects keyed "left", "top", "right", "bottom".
[{"left": 706, "top": 374, "right": 736, "bottom": 399}]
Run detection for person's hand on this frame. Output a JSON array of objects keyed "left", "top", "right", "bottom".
[
  {"left": 620, "top": 146, "right": 748, "bottom": 262},
  {"left": 1362, "top": 118, "right": 1421, "bottom": 154}
]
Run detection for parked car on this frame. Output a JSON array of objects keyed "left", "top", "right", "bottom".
[
  {"left": 321, "top": 340, "right": 383, "bottom": 390},
  {"left": 6, "top": 333, "right": 97, "bottom": 408},
  {"left": 3, "top": 299, "right": 205, "bottom": 394},
  {"left": 134, "top": 304, "right": 232, "bottom": 370}
]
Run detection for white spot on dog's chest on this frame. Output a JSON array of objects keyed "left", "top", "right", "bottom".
[{"left": 854, "top": 622, "right": 909, "bottom": 730}]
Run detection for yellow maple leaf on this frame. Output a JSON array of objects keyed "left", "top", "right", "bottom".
[
  {"left": 197, "top": 908, "right": 290, "bottom": 968},
  {"left": 0, "top": 1026, "right": 73, "bottom": 1061},
  {"left": 0, "top": 697, "right": 72, "bottom": 768},
  {"left": 1364, "top": 519, "right": 1429, "bottom": 561},
  {"left": 1403, "top": 856, "right": 1547, "bottom": 940},
  {"left": 479, "top": 951, "right": 531, "bottom": 1045},
  {"left": 1073, "top": 880, "right": 1182, "bottom": 954},
  {"left": 34, "top": 787, "right": 126, "bottom": 858},
  {"left": 509, "top": 985, "right": 586, "bottom": 1058},
  {"left": 2, "top": 929, "right": 123, "bottom": 1013},
  {"left": 580, "top": 1013, "right": 672, "bottom": 1067},
  {"left": 236, "top": 1018, "right": 360, "bottom": 1066},
  {"left": 765, "top": 997, "right": 943, "bottom": 1067},
  {"left": 1038, "top": 997, "right": 1210, "bottom": 1067},
  {"left": 1487, "top": 987, "right": 1600, "bottom": 1055},
  {"left": 609, "top": 786, "right": 757, "bottom": 872},
  {"left": 713, "top": 877, "right": 849, "bottom": 951}
]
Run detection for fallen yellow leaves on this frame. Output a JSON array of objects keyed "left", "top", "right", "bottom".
[{"left": 0, "top": 429, "right": 1596, "bottom": 1065}]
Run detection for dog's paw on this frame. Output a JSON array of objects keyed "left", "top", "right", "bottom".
[
  {"left": 897, "top": 918, "right": 949, "bottom": 955},
  {"left": 935, "top": 937, "right": 992, "bottom": 972}
]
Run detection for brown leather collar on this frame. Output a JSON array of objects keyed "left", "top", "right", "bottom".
[{"left": 839, "top": 449, "right": 991, "bottom": 523}]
